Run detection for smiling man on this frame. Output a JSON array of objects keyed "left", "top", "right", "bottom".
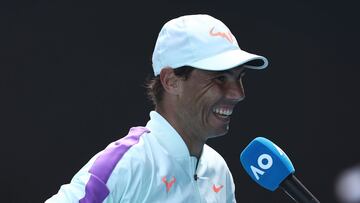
[{"left": 46, "top": 14, "right": 268, "bottom": 203}]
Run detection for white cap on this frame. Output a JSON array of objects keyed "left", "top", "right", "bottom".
[{"left": 152, "top": 14, "right": 268, "bottom": 76}]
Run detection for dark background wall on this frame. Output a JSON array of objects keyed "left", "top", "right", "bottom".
[{"left": 1, "top": 0, "right": 359, "bottom": 202}]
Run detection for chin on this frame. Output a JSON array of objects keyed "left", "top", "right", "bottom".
[{"left": 210, "top": 126, "right": 229, "bottom": 138}]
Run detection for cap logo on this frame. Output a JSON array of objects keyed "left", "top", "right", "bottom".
[{"left": 209, "top": 27, "right": 234, "bottom": 43}]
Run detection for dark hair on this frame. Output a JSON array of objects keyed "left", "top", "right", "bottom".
[{"left": 146, "top": 66, "right": 194, "bottom": 107}]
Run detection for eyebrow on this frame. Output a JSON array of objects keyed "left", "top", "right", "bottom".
[{"left": 211, "top": 68, "right": 246, "bottom": 76}]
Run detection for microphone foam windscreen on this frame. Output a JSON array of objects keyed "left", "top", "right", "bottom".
[{"left": 240, "top": 137, "right": 295, "bottom": 191}]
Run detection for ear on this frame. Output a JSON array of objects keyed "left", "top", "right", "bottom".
[{"left": 159, "top": 67, "right": 181, "bottom": 95}]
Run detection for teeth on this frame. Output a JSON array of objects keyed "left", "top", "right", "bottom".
[{"left": 213, "top": 108, "right": 233, "bottom": 116}]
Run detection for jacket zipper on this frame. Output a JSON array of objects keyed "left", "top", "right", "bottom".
[{"left": 190, "top": 157, "right": 202, "bottom": 203}]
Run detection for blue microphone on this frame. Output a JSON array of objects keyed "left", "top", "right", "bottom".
[{"left": 240, "top": 137, "right": 320, "bottom": 203}]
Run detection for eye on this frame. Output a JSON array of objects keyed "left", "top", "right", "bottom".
[{"left": 214, "top": 75, "right": 226, "bottom": 82}]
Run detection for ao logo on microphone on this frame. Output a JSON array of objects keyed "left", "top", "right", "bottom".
[
  {"left": 241, "top": 137, "right": 295, "bottom": 191},
  {"left": 250, "top": 144, "right": 285, "bottom": 180}
]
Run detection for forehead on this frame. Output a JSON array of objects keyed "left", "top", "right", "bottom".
[{"left": 192, "top": 66, "right": 246, "bottom": 77}]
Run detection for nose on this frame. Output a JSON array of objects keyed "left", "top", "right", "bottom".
[{"left": 225, "top": 80, "right": 245, "bottom": 102}]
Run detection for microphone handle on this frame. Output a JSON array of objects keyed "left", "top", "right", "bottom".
[{"left": 280, "top": 174, "right": 320, "bottom": 203}]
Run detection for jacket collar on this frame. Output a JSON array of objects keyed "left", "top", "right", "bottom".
[{"left": 146, "top": 111, "right": 191, "bottom": 160}]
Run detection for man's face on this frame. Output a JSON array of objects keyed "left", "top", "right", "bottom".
[{"left": 175, "top": 66, "right": 246, "bottom": 141}]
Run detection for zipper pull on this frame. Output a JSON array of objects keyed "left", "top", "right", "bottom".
[{"left": 194, "top": 174, "right": 198, "bottom": 181}]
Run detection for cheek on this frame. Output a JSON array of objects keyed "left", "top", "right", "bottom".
[
  {"left": 198, "top": 85, "right": 222, "bottom": 104},
  {"left": 180, "top": 80, "right": 219, "bottom": 113},
  {"left": 193, "top": 88, "right": 220, "bottom": 116}
]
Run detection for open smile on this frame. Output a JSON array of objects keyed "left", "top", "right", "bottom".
[{"left": 212, "top": 106, "right": 233, "bottom": 122}]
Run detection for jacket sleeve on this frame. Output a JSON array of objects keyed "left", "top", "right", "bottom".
[
  {"left": 46, "top": 127, "right": 149, "bottom": 203},
  {"left": 45, "top": 152, "right": 130, "bottom": 203},
  {"left": 45, "top": 147, "right": 144, "bottom": 203},
  {"left": 45, "top": 171, "right": 92, "bottom": 203},
  {"left": 44, "top": 152, "right": 109, "bottom": 202}
]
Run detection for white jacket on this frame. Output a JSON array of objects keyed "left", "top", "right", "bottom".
[{"left": 46, "top": 111, "right": 236, "bottom": 203}]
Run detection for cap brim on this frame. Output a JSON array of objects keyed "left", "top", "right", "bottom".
[{"left": 187, "top": 49, "right": 268, "bottom": 71}]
